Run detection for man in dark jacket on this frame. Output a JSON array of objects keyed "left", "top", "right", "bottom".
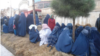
[{"left": 95, "top": 14, "right": 100, "bottom": 32}]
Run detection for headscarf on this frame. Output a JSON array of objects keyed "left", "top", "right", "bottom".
[
  {"left": 50, "top": 15, "right": 54, "bottom": 19},
  {"left": 29, "top": 24, "right": 37, "bottom": 30},
  {"left": 42, "top": 24, "right": 50, "bottom": 30}
]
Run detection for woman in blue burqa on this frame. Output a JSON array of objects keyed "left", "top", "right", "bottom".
[
  {"left": 8, "top": 17, "right": 14, "bottom": 33},
  {"left": 3, "top": 19, "right": 9, "bottom": 33},
  {"left": 55, "top": 23, "right": 73, "bottom": 53},
  {"left": 57, "top": 23, "right": 65, "bottom": 37},
  {"left": 43, "top": 14, "right": 50, "bottom": 24},
  {"left": 18, "top": 12, "right": 26, "bottom": 36},
  {"left": 26, "top": 14, "right": 33, "bottom": 33},
  {"left": 66, "top": 23, "right": 73, "bottom": 37},
  {"left": 71, "top": 28, "right": 90, "bottom": 56},
  {"left": 75, "top": 26, "right": 83, "bottom": 40},
  {"left": 14, "top": 15, "right": 20, "bottom": 35},
  {"left": 3, "top": 16, "right": 8, "bottom": 24},
  {"left": 92, "top": 27, "right": 100, "bottom": 56},
  {"left": 47, "top": 22, "right": 60, "bottom": 47},
  {"left": 90, "top": 27, "right": 100, "bottom": 56},
  {"left": 29, "top": 24, "right": 40, "bottom": 43},
  {"left": 26, "top": 12, "right": 39, "bottom": 33}
]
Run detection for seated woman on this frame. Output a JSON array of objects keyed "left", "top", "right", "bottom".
[
  {"left": 47, "top": 23, "right": 60, "bottom": 47},
  {"left": 91, "top": 27, "right": 100, "bottom": 56},
  {"left": 55, "top": 23, "right": 73, "bottom": 53},
  {"left": 66, "top": 23, "right": 73, "bottom": 37},
  {"left": 71, "top": 29, "right": 90, "bottom": 56},
  {"left": 29, "top": 24, "right": 40, "bottom": 43},
  {"left": 3, "top": 19, "right": 9, "bottom": 33},
  {"left": 57, "top": 23, "right": 65, "bottom": 38},
  {"left": 75, "top": 26, "right": 83, "bottom": 40},
  {"left": 39, "top": 24, "right": 51, "bottom": 46}
]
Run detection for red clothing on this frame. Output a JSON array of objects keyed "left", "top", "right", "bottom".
[
  {"left": 48, "top": 18, "right": 55, "bottom": 31},
  {"left": 13, "top": 24, "right": 16, "bottom": 29}
]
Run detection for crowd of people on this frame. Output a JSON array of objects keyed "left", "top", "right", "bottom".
[{"left": 1, "top": 12, "right": 100, "bottom": 56}]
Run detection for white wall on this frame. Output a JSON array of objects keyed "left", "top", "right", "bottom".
[{"left": 55, "top": 12, "right": 100, "bottom": 26}]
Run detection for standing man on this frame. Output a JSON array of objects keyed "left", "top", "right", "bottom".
[
  {"left": 48, "top": 15, "right": 55, "bottom": 31},
  {"left": 95, "top": 14, "right": 100, "bottom": 32}
]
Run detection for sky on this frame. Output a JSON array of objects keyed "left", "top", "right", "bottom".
[
  {"left": 35, "top": 0, "right": 40, "bottom": 2},
  {"left": 0, "top": 0, "right": 41, "bottom": 10}
]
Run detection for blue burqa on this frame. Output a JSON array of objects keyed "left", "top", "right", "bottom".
[
  {"left": 92, "top": 31, "right": 100, "bottom": 56},
  {"left": 3, "top": 24, "right": 9, "bottom": 33},
  {"left": 8, "top": 17, "right": 14, "bottom": 33},
  {"left": 29, "top": 27, "right": 40, "bottom": 43},
  {"left": 47, "top": 23, "right": 60, "bottom": 47},
  {"left": 89, "top": 27, "right": 98, "bottom": 56},
  {"left": 95, "top": 17, "right": 100, "bottom": 32},
  {"left": 71, "top": 29, "right": 89, "bottom": 56},
  {"left": 75, "top": 26, "right": 83, "bottom": 40},
  {"left": 26, "top": 14, "right": 33, "bottom": 33},
  {"left": 3, "top": 16, "right": 8, "bottom": 24},
  {"left": 26, "top": 14, "right": 39, "bottom": 33},
  {"left": 18, "top": 13, "right": 26, "bottom": 36},
  {"left": 55, "top": 27, "right": 73, "bottom": 53},
  {"left": 14, "top": 15, "right": 20, "bottom": 35},
  {"left": 57, "top": 23, "right": 65, "bottom": 37},
  {"left": 43, "top": 14, "right": 50, "bottom": 24},
  {"left": 66, "top": 23, "right": 73, "bottom": 37}
]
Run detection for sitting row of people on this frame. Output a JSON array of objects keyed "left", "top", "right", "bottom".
[{"left": 29, "top": 22, "right": 100, "bottom": 56}]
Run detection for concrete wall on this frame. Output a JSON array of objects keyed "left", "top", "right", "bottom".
[
  {"left": 41, "top": 7, "right": 53, "bottom": 15},
  {"left": 55, "top": 12, "right": 100, "bottom": 26}
]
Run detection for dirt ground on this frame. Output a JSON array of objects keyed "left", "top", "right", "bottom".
[{"left": 1, "top": 33, "right": 74, "bottom": 56}]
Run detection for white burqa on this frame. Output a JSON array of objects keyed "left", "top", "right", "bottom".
[{"left": 39, "top": 24, "right": 51, "bottom": 46}]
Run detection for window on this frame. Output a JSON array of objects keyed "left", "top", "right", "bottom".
[
  {"left": 44, "top": 3, "right": 50, "bottom": 8},
  {"left": 38, "top": 3, "right": 43, "bottom": 9}
]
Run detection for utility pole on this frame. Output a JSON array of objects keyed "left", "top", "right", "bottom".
[
  {"left": 32, "top": 0, "right": 36, "bottom": 25},
  {"left": 10, "top": 0, "right": 12, "bottom": 17}
]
